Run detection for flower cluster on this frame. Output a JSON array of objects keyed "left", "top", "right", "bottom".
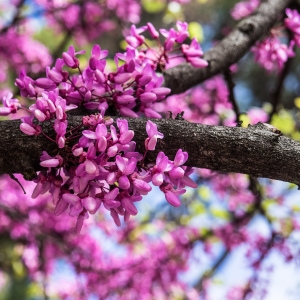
[
  {"left": 0, "top": 92, "right": 21, "bottom": 116},
  {"left": 0, "top": 28, "right": 52, "bottom": 83},
  {"left": 285, "top": 8, "right": 300, "bottom": 47},
  {"left": 125, "top": 21, "right": 208, "bottom": 70},
  {"left": 31, "top": 116, "right": 196, "bottom": 231},
  {"left": 4, "top": 21, "right": 206, "bottom": 230},
  {"left": 0, "top": 173, "right": 200, "bottom": 299},
  {"left": 252, "top": 34, "right": 295, "bottom": 72},
  {"left": 15, "top": 43, "right": 173, "bottom": 121},
  {"left": 34, "top": 0, "right": 141, "bottom": 44},
  {"left": 155, "top": 76, "right": 234, "bottom": 126},
  {"left": 10, "top": 20, "right": 207, "bottom": 122},
  {"left": 233, "top": 4, "right": 299, "bottom": 72}
]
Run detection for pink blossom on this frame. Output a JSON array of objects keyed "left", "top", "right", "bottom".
[
  {"left": 147, "top": 22, "right": 159, "bottom": 39},
  {"left": 89, "top": 44, "right": 108, "bottom": 70},
  {"left": 160, "top": 183, "right": 185, "bottom": 207},
  {"left": 247, "top": 107, "right": 268, "bottom": 124},
  {"left": 40, "top": 153, "right": 63, "bottom": 168},
  {"left": 231, "top": 0, "right": 259, "bottom": 20},
  {"left": 0, "top": 92, "right": 20, "bottom": 115},
  {"left": 285, "top": 9, "right": 300, "bottom": 35},
  {"left": 20, "top": 116, "right": 42, "bottom": 136},
  {"left": 145, "top": 120, "right": 164, "bottom": 151},
  {"left": 125, "top": 24, "right": 147, "bottom": 47},
  {"left": 62, "top": 45, "right": 85, "bottom": 68},
  {"left": 252, "top": 36, "right": 295, "bottom": 71},
  {"left": 175, "top": 21, "right": 189, "bottom": 43}
]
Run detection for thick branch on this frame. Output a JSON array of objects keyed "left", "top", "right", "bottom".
[
  {"left": 1, "top": 118, "right": 300, "bottom": 186},
  {"left": 163, "top": 0, "right": 292, "bottom": 94}
]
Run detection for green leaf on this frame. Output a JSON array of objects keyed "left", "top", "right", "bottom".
[
  {"left": 34, "top": 27, "right": 65, "bottom": 52},
  {"left": 12, "top": 261, "right": 25, "bottom": 279},
  {"left": 240, "top": 114, "right": 250, "bottom": 127},
  {"left": 197, "top": 186, "right": 210, "bottom": 200},
  {"left": 292, "top": 205, "right": 300, "bottom": 212},
  {"left": 210, "top": 208, "right": 229, "bottom": 220},
  {"left": 26, "top": 282, "right": 43, "bottom": 298},
  {"left": 292, "top": 131, "right": 300, "bottom": 141},
  {"left": 271, "top": 110, "right": 295, "bottom": 135},
  {"left": 188, "top": 22, "right": 204, "bottom": 42},
  {"left": 294, "top": 97, "right": 300, "bottom": 109},
  {"left": 261, "top": 198, "right": 276, "bottom": 211},
  {"left": 288, "top": 183, "right": 297, "bottom": 190},
  {"left": 141, "top": 0, "right": 166, "bottom": 13},
  {"left": 190, "top": 202, "right": 206, "bottom": 215},
  {"left": 180, "top": 215, "right": 191, "bottom": 225}
]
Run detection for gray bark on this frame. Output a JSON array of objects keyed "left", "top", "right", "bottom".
[{"left": 1, "top": 117, "right": 300, "bottom": 187}]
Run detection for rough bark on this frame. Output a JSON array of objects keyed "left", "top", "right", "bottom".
[
  {"left": 0, "top": 0, "right": 298, "bottom": 185},
  {"left": 163, "top": 0, "right": 293, "bottom": 94},
  {"left": 1, "top": 117, "right": 300, "bottom": 186}
]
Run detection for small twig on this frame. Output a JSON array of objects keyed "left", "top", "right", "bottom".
[
  {"left": 9, "top": 173, "right": 26, "bottom": 194},
  {"left": 241, "top": 232, "right": 277, "bottom": 300},
  {"left": 224, "top": 69, "right": 240, "bottom": 123},
  {"left": 0, "top": 0, "right": 26, "bottom": 34},
  {"left": 194, "top": 248, "right": 230, "bottom": 292}
]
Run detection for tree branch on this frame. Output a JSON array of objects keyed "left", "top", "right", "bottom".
[
  {"left": 1, "top": 117, "right": 300, "bottom": 186},
  {"left": 224, "top": 69, "right": 240, "bottom": 123},
  {"left": 163, "top": 0, "right": 292, "bottom": 94}
]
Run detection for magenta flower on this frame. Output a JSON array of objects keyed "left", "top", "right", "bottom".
[
  {"left": 285, "top": 9, "right": 300, "bottom": 35},
  {"left": 151, "top": 152, "right": 169, "bottom": 186},
  {"left": 89, "top": 44, "right": 108, "bottom": 70},
  {"left": 140, "top": 92, "right": 157, "bottom": 102},
  {"left": 160, "top": 28, "right": 177, "bottom": 51},
  {"left": 46, "top": 58, "right": 68, "bottom": 83},
  {"left": 160, "top": 183, "right": 185, "bottom": 207},
  {"left": 11, "top": 25, "right": 202, "bottom": 231},
  {"left": 131, "top": 172, "right": 152, "bottom": 194},
  {"left": 40, "top": 152, "right": 63, "bottom": 168},
  {"left": 62, "top": 193, "right": 81, "bottom": 205},
  {"left": 169, "top": 149, "right": 188, "bottom": 179},
  {"left": 113, "top": 73, "right": 132, "bottom": 84},
  {"left": 103, "top": 188, "right": 121, "bottom": 209},
  {"left": 175, "top": 21, "right": 189, "bottom": 43},
  {"left": 20, "top": 116, "right": 42, "bottom": 136},
  {"left": 81, "top": 196, "right": 101, "bottom": 214},
  {"left": 247, "top": 107, "right": 268, "bottom": 124},
  {"left": 62, "top": 45, "right": 85, "bottom": 68},
  {"left": 147, "top": 22, "right": 159, "bottom": 39},
  {"left": 252, "top": 36, "right": 295, "bottom": 71},
  {"left": 145, "top": 120, "right": 164, "bottom": 151},
  {"left": 231, "top": 0, "right": 259, "bottom": 20},
  {"left": 110, "top": 209, "right": 121, "bottom": 226},
  {"left": 0, "top": 92, "right": 21, "bottom": 116},
  {"left": 15, "top": 69, "right": 36, "bottom": 97},
  {"left": 121, "top": 197, "right": 138, "bottom": 215},
  {"left": 182, "top": 39, "right": 208, "bottom": 68},
  {"left": 35, "top": 78, "right": 56, "bottom": 90},
  {"left": 125, "top": 24, "right": 147, "bottom": 47}
]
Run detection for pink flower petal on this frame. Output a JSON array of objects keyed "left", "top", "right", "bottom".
[
  {"left": 82, "top": 196, "right": 101, "bottom": 214},
  {"left": 165, "top": 191, "right": 181, "bottom": 207},
  {"left": 40, "top": 158, "right": 60, "bottom": 168}
]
